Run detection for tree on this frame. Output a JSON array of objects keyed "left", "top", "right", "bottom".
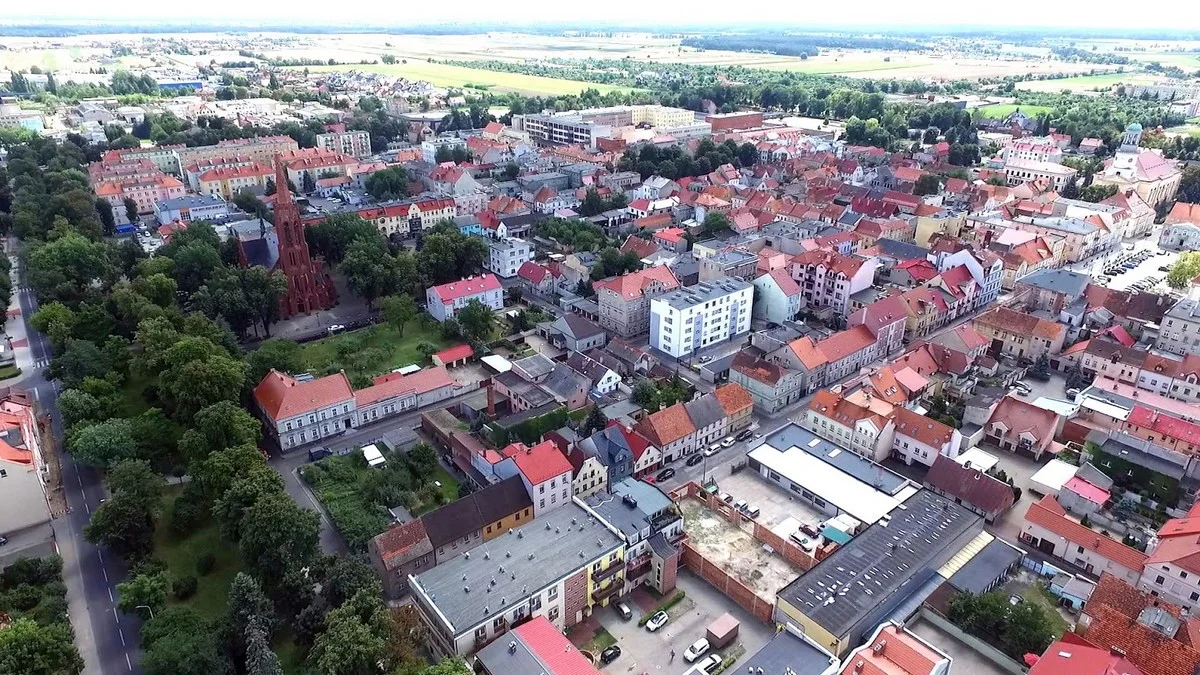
[
  {"left": 243, "top": 623, "right": 283, "bottom": 675},
  {"left": 1168, "top": 252, "right": 1200, "bottom": 289},
  {"left": 631, "top": 380, "right": 660, "bottom": 411},
  {"left": 26, "top": 231, "right": 115, "bottom": 305},
  {"left": 305, "top": 214, "right": 381, "bottom": 264},
  {"left": 502, "top": 163, "right": 519, "bottom": 180},
  {"left": 581, "top": 405, "right": 607, "bottom": 436},
  {"left": 141, "top": 608, "right": 231, "bottom": 675},
  {"left": 70, "top": 419, "right": 137, "bottom": 468},
  {"left": 913, "top": 173, "right": 941, "bottom": 196},
  {"left": 177, "top": 401, "right": 261, "bottom": 465},
  {"left": 301, "top": 171, "right": 316, "bottom": 194},
  {"left": 456, "top": 299, "right": 495, "bottom": 343},
  {"left": 341, "top": 237, "right": 400, "bottom": 309},
  {"left": 1079, "top": 183, "right": 1118, "bottom": 202},
  {"left": 107, "top": 459, "right": 164, "bottom": 513},
  {"left": 416, "top": 660, "right": 472, "bottom": 675},
  {"left": 380, "top": 294, "right": 418, "bottom": 336},
  {"left": 702, "top": 211, "right": 730, "bottom": 234},
  {"left": 95, "top": 197, "right": 116, "bottom": 235},
  {"left": 307, "top": 592, "right": 391, "bottom": 675},
  {"left": 238, "top": 492, "right": 320, "bottom": 590},
  {"left": 117, "top": 572, "right": 169, "bottom": 617},
  {"left": 406, "top": 443, "right": 438, "bottom": 480},
  {"left": 1059, "top": 179, "right": 1080, "bottom": 199},
  {"left": 1178, "top": 165, "right": 1200, "bottom": 203},
  {"left": 0, "top": 618, "right": 83, "bottom": 675},
  {"left": 84, "top": 494, "right": 155, "bottom": 560},
  {"left": 364, "top": 166, "right": 410, "bottom": 201},
  {"left": 244, "top": 339, "right": 305, "bottom": 389},
  {"left": 1029, "top": 352, "right": 1051, "bottom": 381},
  {"left": 124, "top": 198, "right": 140, "bottom": 225}
]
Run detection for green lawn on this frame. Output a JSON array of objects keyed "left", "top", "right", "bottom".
[
  {"left": 1021, "top": 583, "right": 1070, "bottom": 639},
  {"left": 153, "top": 489, "right": 245, "bottom": 619},
  {"left": 1016, "top": 72, "right": 1158, "bottom": 93},
  {"left": 414, "top": 464, "right": 460, "bottom": 514},
  {"left": 579, "top": 626, "right": 616, "bottom": 654},
  {"left": 300, "top": 319, "right": 450, "bottom": 387},
  {"left": 974, "top": 104, "right": 1054, "bottom": 119},
  {"left": 0, "top": 364, "right": 21, "bottom": 381},
  {"left": 311, "top": 62, "right": 640, "bottom": 96}
]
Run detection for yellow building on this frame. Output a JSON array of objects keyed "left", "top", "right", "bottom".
[{"left": 197, "top": 163, "right": 273, "bottom": 199}]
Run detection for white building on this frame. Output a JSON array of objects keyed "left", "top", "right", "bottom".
[
  {"left": 752, "top": 269, "right": 803, "bottom": 324},
  {"left": 1158, "top": 298, "right": 1200, "bottom": 357},
  {"left": 484, "top": 237, "right": 532, "bottom": 279},
  {"left": 649, "top": 278, "right": 753, "bottom": 358},
  {"left": 316, "top": 130, "right": 372, "bottom": 158},
  {"left": 426, "top": 274, "right": 504, "bottom": 322},
  {"left": 889, "top": 407, "right": 963, "bottom": 467},
  {"left": 155, "top": 194, "right": 230, "bottom": 225},
  {"left": 1004, "top": 159, "right": 1078, "bottom": 192}
]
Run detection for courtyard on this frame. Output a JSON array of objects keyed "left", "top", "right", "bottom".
[{"left": 678, "top": 496, "right": 803, "bottom": 602}]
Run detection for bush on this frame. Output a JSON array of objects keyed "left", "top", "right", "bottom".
[
  {"left": 170, "top": 487, "right": 208, "bottom": 535},
  {"left": 32, "top": 595, "right": 69, "bottom": 626},
  {"left": 637, "top": 590, "right": 687, "bottom": 626},
  {"left": 173, "top": 576, "right": 198, "bottom": 600},
  {"left": 195, "top": 553, "right": 216, "bottom": 577},
  {"left": 3, "top": 584, "right": 44, "bottom": 611},
  {"left": 1, "top": 556, "right": 63, "bottom": 589},
  {"left": 41, "top": 581, "right": 67, "bottom": 598},
  {"left": 129, "top": 558, "right": 167, "bottom": 578}
]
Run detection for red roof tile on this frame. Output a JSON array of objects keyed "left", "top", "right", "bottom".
[
  {"left": 1127, "top": 406, "right": 1200, "bottom": 446},
  {"left": 254, "top": 370, "right": 354, "bottom": 421},
  {"left": 430, "top": 274, "right": 502, "bottom": 304},
  {"left": 816, "top": 325, "right": 877, "bottom": 364},
  {"left": 434, "top": 344, "right": 474, "bottom": 364},
  {"left": 500, "top": 440, "right": 572, "bottom": 485},
  {"left": 1025, "top": 496, "right": 1148, "bottom": 572},
  {"left": 514, "top": 616, "right": 602, "bottom": 675}
]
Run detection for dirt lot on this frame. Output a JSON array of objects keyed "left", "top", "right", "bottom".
[{"left": 679, "top": 496, "right": 802, "bottom": 601}]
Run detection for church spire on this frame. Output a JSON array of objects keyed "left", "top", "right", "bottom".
[{"left": 274, "top": 156, "right": 292, "bottom": 207}]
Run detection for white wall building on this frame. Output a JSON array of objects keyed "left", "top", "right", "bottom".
[
  {"left": 484, "top": 237, "right": 532, "bottom": 279},
  {"left": 316, "top": 130, "right": 372, "bottom": 158},
  {"left": 649, "top": 278, "right": 753, "bottom": 358},
  {"left": 426, "top": 274, "right": 504, "bottom": 322}
]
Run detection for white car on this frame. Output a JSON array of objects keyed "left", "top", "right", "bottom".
[
  {"left": 684, "top": 638, "right": 711, "bottom": 662},
  {"left": 645, "top": 610, "right": 669, "bottom": 632},
  {"left": 696, "top": 654, "right": 722, "bottom": 673},
  {"left": 720, "top": 436, "right": 735, "bottom": 448},
  {"left": 703, "top": 446, "right": 720, "bottom": 457}
]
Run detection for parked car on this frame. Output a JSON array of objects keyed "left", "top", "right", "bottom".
[
  {"left": 744, "top": 505, "right": 761, "bottom": 518},
  {"left": 799, "top": 523, "right": 821, "bottom": 538},
  {"left": 0, "top": 536, "right": 7, "bottom": 546},
  {"left": 646, "top": 611, "right": 669, "bottom": 632},
  {"left": 601, "top": 645, "right": 622, "bottom": 664},
  {"left": 686, "top": 454, "right": 704, "bottom": 467},
  {"left": 308, "top": 447, "right": 333, "bottom": 461},
  {"left": 1014, "top": 381, "right": 1031, "bottom": 392},
  {"left": 721, "top": 436, "right": 735, "bottom": 448},
  {"left": 702, "top": 445, "right": 721, "bottom": 457},
  {"left": 718, "top": 492, "right": 732, "bottom": 503},
  {"left": 326, "top": 323, "right": 347, "bottom": 335},
  {"left": 697, "top": 654, "right": 722, "bottom": 674},
  {"left": 655, "top": 468, "right": 676, "bottom": 483},
  {"left": 735, "top": 429, "right": 753, "bottom": 442},
  {"left": 733, "top": 499, "right": 748, "bottom": 512},
  {"left": 684, "top": 638, "right": 711, "bottom": 662},
  {"left": 1066, "top": 388, "right": 1081, "bottom": 401},
  {"left": 615, "top": 602, "right": 633, "bottom": 620}
]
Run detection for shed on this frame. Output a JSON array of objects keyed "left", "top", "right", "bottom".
[
  {"left": 362, "top": 444, "right": 386, "bottom": 468},
  {"left": 481, "top": 354, "right": 512, "bottom": 374},
  {"left": 433, "top": 344, "right": 474, "bottom": 368},
  {"left": 706, "top": 613, "right": 739, "bottom": 649},
  {"left": 1029, "top": 459, "right": 1079, "bottom": 496}
]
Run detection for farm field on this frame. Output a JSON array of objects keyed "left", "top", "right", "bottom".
[
  {"left": 1016, "top": 72, "right": 1159, "bottom": 93},
  {"left": 310, "top": 61, "right": 640, "bottom": 96},
  {"left": 974, "top": 103, "right": 1054, "bottom": 119}
]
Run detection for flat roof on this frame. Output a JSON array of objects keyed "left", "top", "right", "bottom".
[
  {"left": 777, "top": 490, "right": 981, "bottom": 640},
  {"left": 947, "top": 537, "right": 1023, "bottom": 593},
  {"left": 410, "top": 503, "right": 623, "bottom": 636},
  {"left": 953, "top": 447, "right": 999, "bottom": 473},
  {"left": 739, "top": 629, "right": 839, "bottom": 675},
  {"left": 1029, "top": 459, "right": 1079, "bottom": 494},
  {"left": 748, "top": 437, "right": 917, "bottom": 525},
  {"left": 581, "top": 478, "right": 673, "bottom": 540},
  {"left": 481, "top": 354, "right": 512, "bottom": 373},
  {"left": 652, "top": 278, "right": 753, "bottom": 311},
  {"left": 1032, "top": 396, "right": 1079, "bottom": 417},
  {"left": 760, "top": 424, "right": 910, "bottom": 494}
]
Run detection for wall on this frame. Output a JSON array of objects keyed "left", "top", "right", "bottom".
[
  {"left": 916, "top": 609, "right": 1028, "bottom": 675},
  {"left": 680, "top": 541, "right": 774, "bottom": 623}
]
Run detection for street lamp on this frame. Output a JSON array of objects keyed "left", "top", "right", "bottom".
[{"left": 135, "top": 605, "right": 155, "bottom": 620}]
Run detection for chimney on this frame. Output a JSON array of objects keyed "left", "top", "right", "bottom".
[{"left": 486, "top": 377, "right": 496, "bottom": 417}]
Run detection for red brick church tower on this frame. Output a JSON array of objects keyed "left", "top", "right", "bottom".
[{"left": 272, "top": 156, "right": 335, "bottom": 318}]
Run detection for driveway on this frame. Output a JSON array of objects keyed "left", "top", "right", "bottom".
[{"left": 592, "top": 570, "right": 773, "bottom": 674}]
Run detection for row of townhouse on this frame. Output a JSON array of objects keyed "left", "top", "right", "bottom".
[
  {"left": 309, "top": 197, "right": 458, "bottom": 238},
  {"left": 632, "top": 384, "right": 754, "bottom": 462},
  {"left": 1064, "top": 338, "right": 1200, "bottom": 405},
  {"left": 972, "top": 305, "right": 1068, "bottom": 361}
]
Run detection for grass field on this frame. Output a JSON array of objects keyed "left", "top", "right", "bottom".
[
  {"left": 974, "top": 104, "right": 1054, "bottom": 119},
  {"left": 1020, "top": 583, "right": 1070, "bottom": 639},
  {"left": 311, "top": 62, "right": 640, "bottom": 96},
  {"left": 154, "top": 489, "right": 245, "bottom": 619},
  {"left": 301, "top": 319, "right": 450, "bottom": 386},
  {"left": 1016, "top": 72, "right": 1158, "bottom": 93}
]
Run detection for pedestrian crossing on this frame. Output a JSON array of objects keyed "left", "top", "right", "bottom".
[{"left": 34, "top": 358, "right": 50, "bottom": 369}]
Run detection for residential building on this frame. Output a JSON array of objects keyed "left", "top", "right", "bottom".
[
  {"left": 196, "top": 163, "right": 273, "bottom": 199},
  {"left": 176, "top": 135, "right": 299, "bottom": 172},
  {"left": 155, "top": 194, "right": 229, "bottom": 225},
  {"left": 484, "top": 237, "right": 532, "bottom": 279},
  {"left": 1014, "top": 268, "right": 1091, "bottom": 314},
  {"left": 712, "top": 382, "right": 754, "bottom": 432},
  {"left": 315, "top": 129, "right": 372, "bottom": 158},
  {"left": 847, "top": 294, "right": 908, "bottom": 356},
  {"left": 1027, "top": 635, "right": 1145, "bottom": 675},
  {"left": 752, "top": 269, "right": 803, "bottom": 325},
  {"left": 790, "top": 250, "right": 879, "bottom": 317},
  {"left": 972, "top": 306, "right": 1066, "bottom": 360},
  {"left": 559, "top": 430, "right": 609, "bottom": 498},
  {"left": 1077, "top": 573, "right": 1200, "bottom": 675},
  {"left": 984, "top": 395, "right": 1060, "bottom": 460},
  {"left": 318, "top": 198, "right": 458, "bottom": 237},
  {"left": 475, "top": 616, "right": 602, "bottom": 675},
  {"left": 96, "top": 174, "right": 187, "bottom": 225},
  {"left": 426, "top": 274, "right": 503, "bottom": 322},
  {"left": 730, "top": 351, "right": 808, "bottom": 414},
  {"left": 1022, "top": 495, "right": 1147, "bottom": 583},
  {"left": 495, "top": 440, "right": 573, "bottom": 516},
  {"left": 539, "top": 365, "right": 590, "bottom": 411},
  {"left": 540, "top": 314, "right": 606, "bottom": 353},
  {"left": 922, "top": 455, "right": 1015, "bottom": 523},
  {"left": 1160, "top": 202, "right": 1200, "bottom": 251},
  {"left": 890, "top": 406, "right": 963, "bottom": 466},
  {"left": 838, "top": 622, "right": 952, "bottom": 675},
  {"left": 649, "top": 278, "right": 754, "bottom": 358},
  {"left": 367, "top": 519, "right": 432, "bottom": 598},
  {"left": 773, "top": 489, "right": 981, "bottom": 657},
  {"left": 1004, "top": 158, "right": 1078, "bottom": 192},
  {"left": 253, "top": 370, "right": 355, "bottom": 450},
  {"left": 418, "top": 475, "right": 535, "bottom": 565},
  {"left": 698, "top": 250, "right": 758, "bottom": 282},
  {"left": 0, "top": 393, "right": 52, "bottom": 564},
  {"left": 595, "top": 266, "right": 680, "bottom": 337},
  {"left": 802, "top": 389, "right": 896, "bottom": 462},
  {"left": 816, "top": 325, "right": 882, "bottom": 383},
  {"left": 1157, "top": 298, "right": 1200, "bottom": 357},
  {"left": 634, "top": 403, "right": 696, "bottom": 462},
  {"left": 516, "top": 261, "right": 560, "bottom": 296},
  {"left": 684, "top": 394, "right": 729, "bottom": 450},
  {"left": 578, "top": 477, "right": 682, "bottom": 596},
  {"left": 565, "top": 352, "right": 620, "bottom": 396},
  {"left": 767, "top": 336, "right": 829, "bottom": 395},
  {"left": 409, "top": 503, "right": 625, "bottom": 657}
]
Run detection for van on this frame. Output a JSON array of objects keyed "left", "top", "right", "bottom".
[{"left": 744, "top": 505, "right": 761, "bottom": 519}]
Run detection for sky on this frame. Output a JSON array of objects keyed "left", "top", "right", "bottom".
[{"left": 3, "top": 1, "right": 1200, "bottom": 32}]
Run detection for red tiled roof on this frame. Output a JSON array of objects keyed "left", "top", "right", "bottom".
[
  {"left": 816, "top": 325, "right": 877, "bottom": 364},
  {"left": 434, "top": 344, "right": 474, "bottom": 364},
  {"left": 593, "top": 266, "right": 679, "bottom": 301},
  {"left": 635, "top": 403, "right": 696, "bottom": 446},
  {"left": 607, "top": 420, "right": 655, "bottom": 460},
  {"left": 712, "top": 383, "right": 753, "bottom": 418},
  {"left": 654, "top": 227, "right": 686, "bottom": 244},
  {"left": 1082, "top": 603, "right": 1199, "bottom": 675},
  {"left": 891, "top": 406, "right": 956, "bottom": 448},
  {"left": 198, "top": 162, "right": 272, "bottom": 182},
  {"left": 356, "top": 366, "right": 456, "bottom": 406},
  {"left": 788, "top": 336, "right": 829, "bottom": 370},
  {"left": 1025, "top": 496, "right": 1148, "bottom": 572},
  {"left": 924, "top": 456, "right": 1015, "bottom": 515},
  {"left": 429, "top": 274, "right": 502, "bottom": 304},
  {"left": 620, "top": 235, "right": 659, "bottom": 259},
  {"left": 514, "top": 616, "right": 603, "bottom": 675},
  {"left": 372, "top": 519, "right": 431, "bottom": 570},
  {"left": 254, "top": 369, "right": 354, "bottom": 421},
  {"left": 762, "top": 268, "right": 801, "bottom": 296},
  {"left": 518, "top": 261, "right": 553, "bottom": 285},
  {"left": 500, "top": 440, "right": 572, "bottom": 485},
  {"left": 1127, "top": 406, "right": 1200, "bottom": 446},
  {"left": 1029, "top": 635, "right": 1144, "bottom": 675}
]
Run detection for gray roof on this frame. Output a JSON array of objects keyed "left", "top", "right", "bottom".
[
  {"left": 583, "top": 478, "right": 674, "bottom": 540},
  {"left": 739, "top": 630, "right": 839, "bottom": 675},
  {"left": 495, "top": 371, "right": 555, "bottom": 409},
  {"left": 411, "top": 503, "right": 623, "bottom": 635},
  {"left": 566, "top": 352, "right": 610, "bottom": 383},
  {"left": 1017, "top": 268, "right": 1091, "bottom": 298},
  {"left": 654, "top": 278, "right": 752, "bottom": 310},
  {"left": 158, "top": 194, "right": 226, "bottom": 210},
  {"left": 541, "top": 365, "right": 587, "bottom": 402},
  {"left": 777, "top": 490, "right": 981, "bottom": 640},
  {"left": 420, "top": 475, "right": 533, "bottom": 549},
  {"left": 947, "top": 538, "right": 1023, "bottom": 593},
  {"left": 554, "top": 314, "right": 604, "bottom": 340},
  {"left": 1085, "top": 429, "right": 1186, "bottom": 480},
  {"left": 876, "top": 238, "right": 930, "bottom": 261},
  {"left": 578, "top": 426, "right": 632, "bottom": 469},
  {"left": 494, "top": 402, "right": 562, "bottom": 429},
  {"left": 1166, "top": 298, "right": 1200, "bottom": 322},
  {"left": 475, "top": 632, "right": 545, "bottom": 674},
  {"left": 599, "top": 399, "right": 642, "bottom": 422},
  {"left": 761, "top": 424, "right": 909, "bottom": 495},
  {"left": 512, "top": 353, "right": 556, "bottom": 381},
  {"left": 684, "top": 395, "right": 726, "bottom": 431}
]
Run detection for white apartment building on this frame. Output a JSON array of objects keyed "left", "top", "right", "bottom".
[
  {"left": 1004, "top": 159, "right": 1078, "bottom": 192},
  {"left": 1004, "top": 137, "right": 1064, "bottom": 164},
  {"left": 649, "top": 278, "right": 754, "bottom": 358},
  {"left": 484, "top": 237, "right": 532, "bottom": 279},
  {"left": 1158, "top": 299, "right": 1200, "bottom": 357},
  {"left": 889, "top": 407, "right": 963, "bottom": 467},
  {"left": 316, "top": 130, "right": 372, "bottom": 158},
  {"left": 426, "top": 274, "right": 504, "bottom": 322}
]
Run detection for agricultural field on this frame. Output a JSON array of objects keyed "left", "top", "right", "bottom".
[
  {"left": 310, "top": 60, "right": 640, "bottom": 96},
  {"left": 1016, "top": 72, "right": 1160, "bottom": 93}
]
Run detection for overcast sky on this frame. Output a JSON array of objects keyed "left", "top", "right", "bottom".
[{"left": 3, "top": 1, "right": 1199, "bottom": 31}]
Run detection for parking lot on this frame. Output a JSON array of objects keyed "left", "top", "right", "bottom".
[
  {"left": 1071, "top": 237, "right": 1178, "bottom": 294},
  {"left": 591, "top": 570, "right": 774, "bottom": 675},
  {"left": 713, "top": 470, "right": 826, "bottom": 543}
]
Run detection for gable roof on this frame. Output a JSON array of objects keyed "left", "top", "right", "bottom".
[
  {"left": 635, "top": 403, "right": 696, "bottom": 446},
  {"left": 372, "top": 519, "right": 432, "bottom": 570},
  {"left": 891, "top": 406, "right": 956, "bottom": 448},
  {"left": 712, "top": 383, "right": 753, "bottom": 417},
  {"left": 1025, "top": 496, "right": 1148, "bottom": 572},
  {"left": 924, "top": 455, "right": 1015, "bottom": 515},
  {"left": 593, "top": 266, "right": 679, "bottom": 301},
  {"left": 254, "top": 369, "right": 353, "bottom": 421},
  {"left": 816, "top": 325, "right": 877, "bottom": 364},
  {"left": 987, "top": 396, "right": 1060, "bottom": 444},
  {"left": 429, "top": 274, "right": 502, "bottom": 303},
  {"left": 500, "top": 440, "right": 572, "bottom": 485},
  {"left": 420, "top": 475, "right": 533, "bottom": 548}
]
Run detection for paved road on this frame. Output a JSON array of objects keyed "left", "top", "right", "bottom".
[{"left": 6, "top": 237, "right": 141, "bottom": 675}]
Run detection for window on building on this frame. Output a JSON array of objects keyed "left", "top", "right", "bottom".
[{"left": 1157, "top": 575, "right": 1166, "bottom": 585}]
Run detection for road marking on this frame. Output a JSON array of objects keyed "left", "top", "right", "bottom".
[
  {"left": 76, "top": 474, "right": 82, "bottom": 487},
  {"left": 97, "top": 550, "right": 103, "bottom": 564},
  {"left": 107, "top": 588, "right": 113, "bottom": 603},
  {"left": 125, "top": 653, "right": 132, "bottom": 671},
  {"left": 102, "top": 567, "right": 108, "bottom": 582},
  {"left": 112, "top": 608, "right": 120, "bottom": 625},
  {"left": 118, "top": 628, "right": 126, "bottom": 647},
  {"left": 83, "top": 499, "right": 90, "bottom": 514},
  {"left": 33, "top": 388, "right": 39, "bottom": 402}
]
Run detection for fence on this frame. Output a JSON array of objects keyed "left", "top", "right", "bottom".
[
  {"left": 916, "top": 608, "right": 1029, "bottom": 675},
  {"left": 680, "top": 541, "right": 774, "bottom": 624}
]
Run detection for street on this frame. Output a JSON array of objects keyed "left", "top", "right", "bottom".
[{"left": 6, "top": 236, "right": 141, "bottom": 675}]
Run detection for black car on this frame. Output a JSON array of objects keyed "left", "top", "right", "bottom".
[
  {"left": 600, "top": 645, "right": 622, "bottom": 664},
  {"left": 685, "top": 454, "right": 704, "bottom": 467},
  {"left": 735, "top": 430, "right": 753, "bottom": 442},
  {"left": 308, "top": 447, "right": 333, "bottom": 461},
  {"left": 655, "top": 467, "right": 676, "bottom": 482}
]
